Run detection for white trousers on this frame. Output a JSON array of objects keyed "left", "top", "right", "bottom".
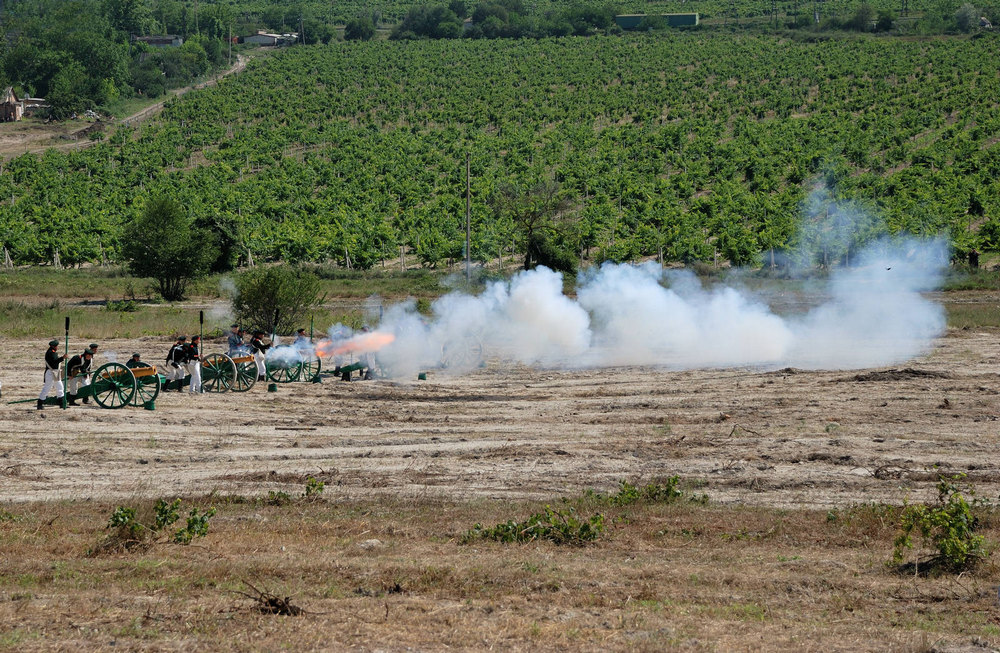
[
  {"left": 254, "top": 351, "right": 266, "bottom": 378},
  {"left": 187, "top": 361, "right": 202, "bottom": 393},
  {"left": 39, "top": 369, "right": 64, "bottom": 400},
  {"left": 167, "top": 362, "right": 185, "bottom": 382},
  {"left": 68, "top": 374, "right": 91, "bottom": 395}
]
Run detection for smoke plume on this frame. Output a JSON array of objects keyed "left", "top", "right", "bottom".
[{"left": 366, "top": 236, "right": 947, "bottom": 377}]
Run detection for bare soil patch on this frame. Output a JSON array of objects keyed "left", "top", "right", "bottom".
[
  {"left": 2, "top": 328, "right": 1000, "bottom": 506},
  {"left": 2, "top": 328, "right": 1000, "bottom": 650}
]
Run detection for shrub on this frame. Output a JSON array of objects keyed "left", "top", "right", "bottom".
[
  {"left": 231, "top": 265, "right": 324, "bottom": 335},
  {"left": 462, "top": 505, "right": 604, "bottom": 545},
  {"left": 93, "top": 498, "right": 214, "bottom": 554},
  {"left": 892, "top": 475, "right": 989, "bottom": 572}
]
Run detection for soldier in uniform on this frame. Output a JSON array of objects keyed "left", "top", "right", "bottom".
[
  {"left": 294, "top": 328, "right": 310, "bottom": 348},
  {"left": 227, "top": 324, "right": 244, "bottom": 355},
  {"left": 164, "top": 336, "right": 188, "bottom": 390},
  {"left": 38, "top": 339, "right": 66, "bottom": 410},
  {"left": 186, "top": 335, "right": 202, "bottom": 394},
  {"left": 126, "top": 352, "right": 147, "bottom": 369},
  {"left": 66, "top": 349, "right": 95, "bottom": 405},
  {"left": 250, "top": 329, "right": 270, "bottom": 381}
]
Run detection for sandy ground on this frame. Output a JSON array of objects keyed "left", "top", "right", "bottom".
[{"left": 3, "top": 327, "right": 999, "bottom": 509}]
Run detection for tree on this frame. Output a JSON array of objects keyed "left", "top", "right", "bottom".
[
  {"left": 875, "top": 9, "right": 895, "bottom": 31},
  {"left": 847, "top": 3, "right": 875, "bottom": 30},
  {"left": 345, "top": 16, "right": 376, "bottom": 41},
  {"left": 121, "top": 197, "right": 218, "bottom": 301},
  {"left": 954, "top": 3, "right": 979, "bottom": 31},
  {"left": 492, "top": 180, "right": 579, "bottom": 273},
  {"left": 231, "top": 266, "right": 324, "bottom": 335}
]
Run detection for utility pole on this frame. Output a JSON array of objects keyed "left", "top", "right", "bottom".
[{"left": 465, "top": 152, "right": 471, "bottom": 284}]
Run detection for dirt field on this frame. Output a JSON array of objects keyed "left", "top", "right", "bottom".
[
  {"left": 3, "top": 329, "right": 1000, "bottom": 651},
  {"left": 2, "top": 327, "right": 999, "bottom": 508}
]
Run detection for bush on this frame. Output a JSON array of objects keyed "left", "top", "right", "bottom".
[
  {"left": 462, "top": 505, "right": 604, "bottom": 545},
  {"left": 231, "top": 265, "right": 324, "bottom": 335},
  {"left": 120, "top": 196, "right": 218, "bottom": 301},
  {"left": 892, "top": 475, "right": 989, "bottom": 572},
  {"left": 93, "top": 498, "right": 215, "bottom": 554}
]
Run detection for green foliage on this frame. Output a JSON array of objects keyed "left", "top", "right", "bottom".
[
  {"left": 173, "top": 507, "right": 217, "bottom": 544},
  {"left": 585, "top": 477, "right": 709, "bottom": 506},
  {"left": 231, "top": 265, "right": 324, "bottom": 335},
  {"left": 120, "top": 197, "right": 218, "bottom": 301},
  {"left": 303, "top": 477, "right": 325, "bottom": 498},
  {"left": 892, "top": 475, "right": 989, "bottom": 572},
  {"left": 345, "top": 16, "right": 377, "bottom": 41},
  {"left": 104, "top": 299, "right": 137, "bottom": 312},
  {"left": 153, "top": 498, "right": 182, "bottom": 531},
  {"left": 3, "top": 34, "right": 1000, "bottom": 271},
  {"left": 99, "top": 498, "right": 212, "bottom": 553},
  {"left": 265, "top": 490, "right": 293, "bottom": 506},
  {"left": 463, "top": 505, "right": 605, "bottom": 545}
]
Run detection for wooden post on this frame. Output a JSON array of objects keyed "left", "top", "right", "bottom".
[
  {"left": 62, "top": 317, "right": 69, "bottom": 410},
  {"left": 465, "top": 152, "right": 471, "bottom": 284}
]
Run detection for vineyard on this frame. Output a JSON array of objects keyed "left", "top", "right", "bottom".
[{"left": 2, "top": 32, "right": 999, "bottom": 272}]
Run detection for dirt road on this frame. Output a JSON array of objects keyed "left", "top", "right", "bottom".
[
  {"left": 0, "top": 54, "right": 248, "bottom": 160},
  {"left": 3, "top": 327, "right": 997, "bottom": 507}
]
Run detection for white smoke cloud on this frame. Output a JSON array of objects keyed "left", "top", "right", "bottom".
[{"left": 368, "top": 236, "right": 947, "bottom": 377}]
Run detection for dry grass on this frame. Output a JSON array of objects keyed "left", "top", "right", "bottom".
[{"left": 1, "top": 496, "right": 997, "bottom": 651}]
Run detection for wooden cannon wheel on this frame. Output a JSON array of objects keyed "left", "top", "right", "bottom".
[
  {"left": 301, "top": 355, "right": 321, "bottom": 382},
  {"left": 91, "top": 362, "right": 137, "bottom": 409},
  {"left": 128, "top": 363, "right": 161, "bottom": 406},
  {"left": 202, "top": 353, "right": 236, "bottom": 393},
  {"left": 230, "top": 354, "right": 257, "bottom": 392},
  {"left": 266, "top": 357, "right": 302, "bottom": 383}
]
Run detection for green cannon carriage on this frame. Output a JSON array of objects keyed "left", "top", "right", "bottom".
[
  {"left": 72, "top": 362, "right": 164, "bottom": 409},
  {"left": 199, "top": 353, "right": 258, "bottom": 392},
  {"left": 265, "top": 352, "right": 321, "bottom": 384}
]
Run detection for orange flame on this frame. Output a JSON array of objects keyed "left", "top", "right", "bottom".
[{"left": 316, "top": 331, "right": 396, "bottom": 358}]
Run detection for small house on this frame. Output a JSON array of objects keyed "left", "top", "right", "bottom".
[
  {"left": 243, "top": 31, "right": 298, "bottom": 46},
  {"left": 134, "top": 35, "right": 184, "bottom": 47},
  {"left": 0, "top": 87, "right": 23, "bottom": 122}
]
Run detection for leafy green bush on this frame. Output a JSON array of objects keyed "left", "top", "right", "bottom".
[
  {"left": 892, "top": 475, "right": 989, "bottom": 572},
  {"left": 173, "top": 508, "right": 217, "bottom": 544},
  {"left": 462, "top": 505, "right": 604, "bottom": 545},
  {"left": 586, "top": 477, "right": 707, "bottom": 506},
  {"left": 94, "top": 498, "right": 213, "bottom": 553},
  {"left": 231, "top": 266, "right": 324, "bottom": 335}
]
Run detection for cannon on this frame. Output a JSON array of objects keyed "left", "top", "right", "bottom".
[
  {"left": 199, "top": 353, "right": 258, "bottom": 392},
  {"left": 74, "top": 362, "right": 163, "bottom": 408}
]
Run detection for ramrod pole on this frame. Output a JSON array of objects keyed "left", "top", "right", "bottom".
[{"left": 62, "top": 316, "right": 69, "bottom": 409}]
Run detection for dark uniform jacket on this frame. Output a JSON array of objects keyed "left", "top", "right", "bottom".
[
  {"left": 183, "top": 342, "right": 200, "bottom": 363},
  {"left": 166, "top": 343, "right": 187, "bottom": 368},
  {"left": 250, "top": 336, "right": 270, "bottom": 354},
  {"left": 45, "top": 347, "right": 64, "bottom": 371},
  {"left": 67, "top": 354, "right": 92, "bottom": 377}
]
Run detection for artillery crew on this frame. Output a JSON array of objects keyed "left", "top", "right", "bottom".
[
  {"left": 250, "top": 330, "right": 270, "bottom": 381},
  {"left": 66, "top": 349, "right": 94, "bottom": 405},
  {"left": 294, "top": 328, "right": 310, "bottom": 349},
  {"left": 165, "top": 336, "right": 188, "bottom": 389},
  {"left": 38, "top": 339, "right": 66, "bottom": 410},
  {"left": 186, "top": 335, "right": 202, "bottom": 394},
  {"left": 227, "top": 324, "right": 245, "bottom": 356},
  {"left": 126, "top": 352, "right": 146, "bottom": 369}
]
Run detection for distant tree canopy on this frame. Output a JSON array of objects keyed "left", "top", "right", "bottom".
[
  {"left": 0, "top": 0, "right": 228, "bottom": 117},
  {"left": 232, "top": 266, "right": 324, "bottom": 335},
  {"left": 345, "top": 15, "right": 377, "bottom": 40},
  {"left": 121, "top": 197, "right": 218, "bottom": 301}
]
